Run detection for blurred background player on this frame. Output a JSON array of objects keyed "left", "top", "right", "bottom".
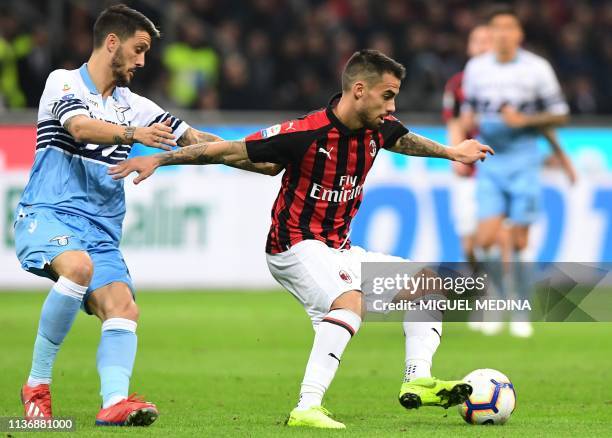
[
  {"left": 109, "top": 49, "right": 493, "bottom": 429},
  {"left": 11, "top": 3, "right": 276, "bottom": 426},
  {"left": 443, "top": 24, "right": 493, "bottom": 266},
  {"left": 461, "top": 6, "right": 571, "bottom": 337}
]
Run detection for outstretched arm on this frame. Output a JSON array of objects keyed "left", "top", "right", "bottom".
[
  {"left": 109, "top": 139, "right": 279, "bottom": 184},
  {"left": 389, "top": 131, "right": 494, "bottom": 164},
  {"left": 177, "top": 128, "right": 282, "bottom": 176},
  {"left": 177, "top": 127, "right": 223, "bottom": 146}
]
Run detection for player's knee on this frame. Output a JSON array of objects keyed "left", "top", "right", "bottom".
[
  {"left": 513, "top": 237, "right": 528, "bottom": 251},
  {"left": 330, "top": 290, "right": 364, "bottom": 318},
  {"left": 61, "top": 257, "right": 94, "bottom": 286},
  {"left": 116, "top": 300, "right": 139, "bottom": 321},
  {"left": 476, "top": 235, "right": 497, "bottom": 251},
  {"left": 100, "top": 296, "right": 139, "bottom": 321}
]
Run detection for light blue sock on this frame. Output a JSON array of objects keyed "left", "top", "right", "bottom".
[
  {"left": 476, "top": 247, "right": 505, "bottom": 298},
  {"left": 28, "top": 276, "right": 87, "bottom": 385},
  {"left": 513, "top": 250, "right": 532, "bottom": 320},
  {"left": 97, "top": 318, "right": 137, "bottom": 408}
]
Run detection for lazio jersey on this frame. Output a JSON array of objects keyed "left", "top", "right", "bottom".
[
  {"left": 462, "top": 49, "right": 569, "bottom": 172},
  {"left": 17, "top": 64, "right": 189, "bottom": 242}
]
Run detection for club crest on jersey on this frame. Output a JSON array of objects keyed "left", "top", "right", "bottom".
[
  {"left": 62, "top": 83, "right": 71, "bottom": 92},
  {"left": 50, "top": 235, "right": 73, "bottom": 246},
  {"left": 339, "top": 270, "right": 352, "bottom": 284},
  {"left": 113, "top": 104, "right": 131, "bottom": 123},
  {"left": 369, "top": 139, "right": 377, "bottom": 157},
  {"left": 261, "top": 124, "right": 281, "bottom": 138}
]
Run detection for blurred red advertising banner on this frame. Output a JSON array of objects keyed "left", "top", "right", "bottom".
[{"left": 0, "top": 125, "right": 36, "bottom": 170}]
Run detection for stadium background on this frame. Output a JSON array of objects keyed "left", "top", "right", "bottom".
[{"left": 1, "top": 0, "right": 611, "bottom": 288}]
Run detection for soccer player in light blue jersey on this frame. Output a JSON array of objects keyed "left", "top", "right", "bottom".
[
  {"left": 461, "top": 7, "right": 570, "bottom": 337},
  {"left": 14, "top": 4, "right": 277, "bottom": 426}
]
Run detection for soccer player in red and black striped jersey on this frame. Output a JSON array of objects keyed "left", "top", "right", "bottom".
[{"left": 110, "top": 50, "right": 493, "bottom": 429}]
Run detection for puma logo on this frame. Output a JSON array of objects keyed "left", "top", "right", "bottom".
[{"left": 318, "top": 147, "right": 333, "bottom": 159}]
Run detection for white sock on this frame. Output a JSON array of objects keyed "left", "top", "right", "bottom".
[
  {"left": 27, "top": 377, "right": 51, "bottom": 387},
  {"left": 103, "top": 394, "right": 127, "bottom": 409},
  {"left": 295, "top": 309, "right": 361, "bottom": 411},
  {"left": 403, "top": 321, "right": 442, "bottom": 382}
]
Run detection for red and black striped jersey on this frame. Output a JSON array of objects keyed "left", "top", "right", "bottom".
[
  {"left": 245, "top": 93, "right": 408, "bottom": 254},
  {"left": 442, "top": 71, "right": 464, "bottom": 123}
]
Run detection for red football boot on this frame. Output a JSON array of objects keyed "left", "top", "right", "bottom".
[
  {"left": 95, "top": 393, "right": 158, "bottom": 426},
  {"left": 21, "top": 384, "right": 52, "bottom": 419}
]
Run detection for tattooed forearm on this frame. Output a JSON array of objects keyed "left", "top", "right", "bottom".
[
  {"left": 390, "top": 132, "right": 452, "bottom": 159},
  {"left": 123, "top": 126, "right": 136, "bottom": 144},
  {"left": 177, "top": 127, "right": 223, "bottom": 147},
  {"left": 156, "top": 140, "right": 245, "bottom": 167},
  {"left": 157, "top": 143, "right": 215, "bottom": 166}
]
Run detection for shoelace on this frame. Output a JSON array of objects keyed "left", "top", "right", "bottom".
[
  {"left": 316, "top": 406, "right": 334, "bottom": 417},
  {"left": 126, "top": 393, "right": 151, "bottom": 404},
  {"left": 31, "top": 388, "right": 52, "bottom": 415}
]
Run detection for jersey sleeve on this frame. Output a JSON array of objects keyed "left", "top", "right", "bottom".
[
  {"left": 245, "top": 121, "right": 306, "bottom": 164},
  {"left": 40, "top": 70, "right": 90, "bottom": 126},
  {"left": 129, "top": 93, "right": 190, "bottom": 139},
  {"left": 536, "top": 61, "right": 569, "bottom": 115},
  {"left": 380, "top": 115, "right": 409, "bottom": 149}
]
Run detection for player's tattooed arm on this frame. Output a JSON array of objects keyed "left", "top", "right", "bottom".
[
  {"left": 63, "top": 115, "right": 176, "bottom": 150},
  {"left": 176, "top": 128, "right": 282, "bottom": 175},
  {"left": 158, "top": 140, "right": 282, "bottom": 175},
  {"left": 390, "top": 132, "right": 494, "bottom": 164},
  {"left": 390, "top": 132, "right": 454, "bottom": 159},
  {"left": 109, "top": 140, "right": 281, "bottom": 184},
  {"left": 177, "top": 127, "right": 223, "bottom": 147}
]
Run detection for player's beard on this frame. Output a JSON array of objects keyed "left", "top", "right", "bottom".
[
  {"left": 111, "top": 47, "right": 131, "bottom": 87},
  {"left": 358, "top": 108, "right": 383, "bottom": 130}
]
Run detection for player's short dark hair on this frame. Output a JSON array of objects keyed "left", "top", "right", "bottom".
[
  {"left": 487, "top": 4, "right": 521, "bottom": 25},
  {"left": 341, "top": 49, "right": 406, "bottom": 91},
  {"left": 93, "top": 4, "right": 160, "bottom": 48}
]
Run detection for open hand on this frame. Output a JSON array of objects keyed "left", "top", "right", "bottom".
[
  {"left": 134, "top": 118, "right": 176, "bottom": 150},
  {"left": 108, "top": 155, "right": 160, "bottom": 184},
  {"left": 451, "top": 139, "right": 494, "bottom": 164}
]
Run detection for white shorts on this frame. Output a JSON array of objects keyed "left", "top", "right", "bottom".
[
  {"left": 451, "top": 175, "right": 477, "bottom": 237},
  {"left": 266, "top": 239, "right": 407, "bottom": 325}
]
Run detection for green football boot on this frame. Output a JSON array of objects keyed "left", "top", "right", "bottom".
[
  {"left": 286, "top": 406, "right": 346, "bottom": 429},
  {"left": 399, "top": 377, "right": 472, "bottom": 409}
]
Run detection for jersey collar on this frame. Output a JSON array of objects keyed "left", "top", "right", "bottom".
[
  {"left": 79, "top": 63, "right": 120, "bottom": 100},
  {"left": 326, "top": 92, "right": 366, "bottom": 135}
]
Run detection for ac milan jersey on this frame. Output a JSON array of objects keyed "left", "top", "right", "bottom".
[{"left": 245, "top": 93, "right": 408, "bottom": 254}]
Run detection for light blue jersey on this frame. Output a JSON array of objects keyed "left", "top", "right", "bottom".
[
  {"left": 462, "top": 49, "right": 569, "bottom": 223},
  {"left": 17, "top": 64, "right": 189, "bottom": 241},
  {"left": 14, "top": 64, "right": 189, "bottom": 302}
]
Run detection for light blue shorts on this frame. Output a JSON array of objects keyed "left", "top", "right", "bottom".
[
  {"left": 476, "top": 167, "right": 540, "bottom": 225},
  {"left": 14, "top": 207, "right": 134, "bottom": 314}
]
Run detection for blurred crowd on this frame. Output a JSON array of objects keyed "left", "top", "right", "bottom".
[{"left": 1, "top": 0, "right": 611, "bottom": 114}]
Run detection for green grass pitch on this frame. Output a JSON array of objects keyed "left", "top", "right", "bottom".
[{"left": 1, "top": 291, "right": 611, "bottom": 437}]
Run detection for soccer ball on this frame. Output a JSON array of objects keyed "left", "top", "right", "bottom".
[{"left": 458, "top": 369, "right": 516, "bottom": 425}]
